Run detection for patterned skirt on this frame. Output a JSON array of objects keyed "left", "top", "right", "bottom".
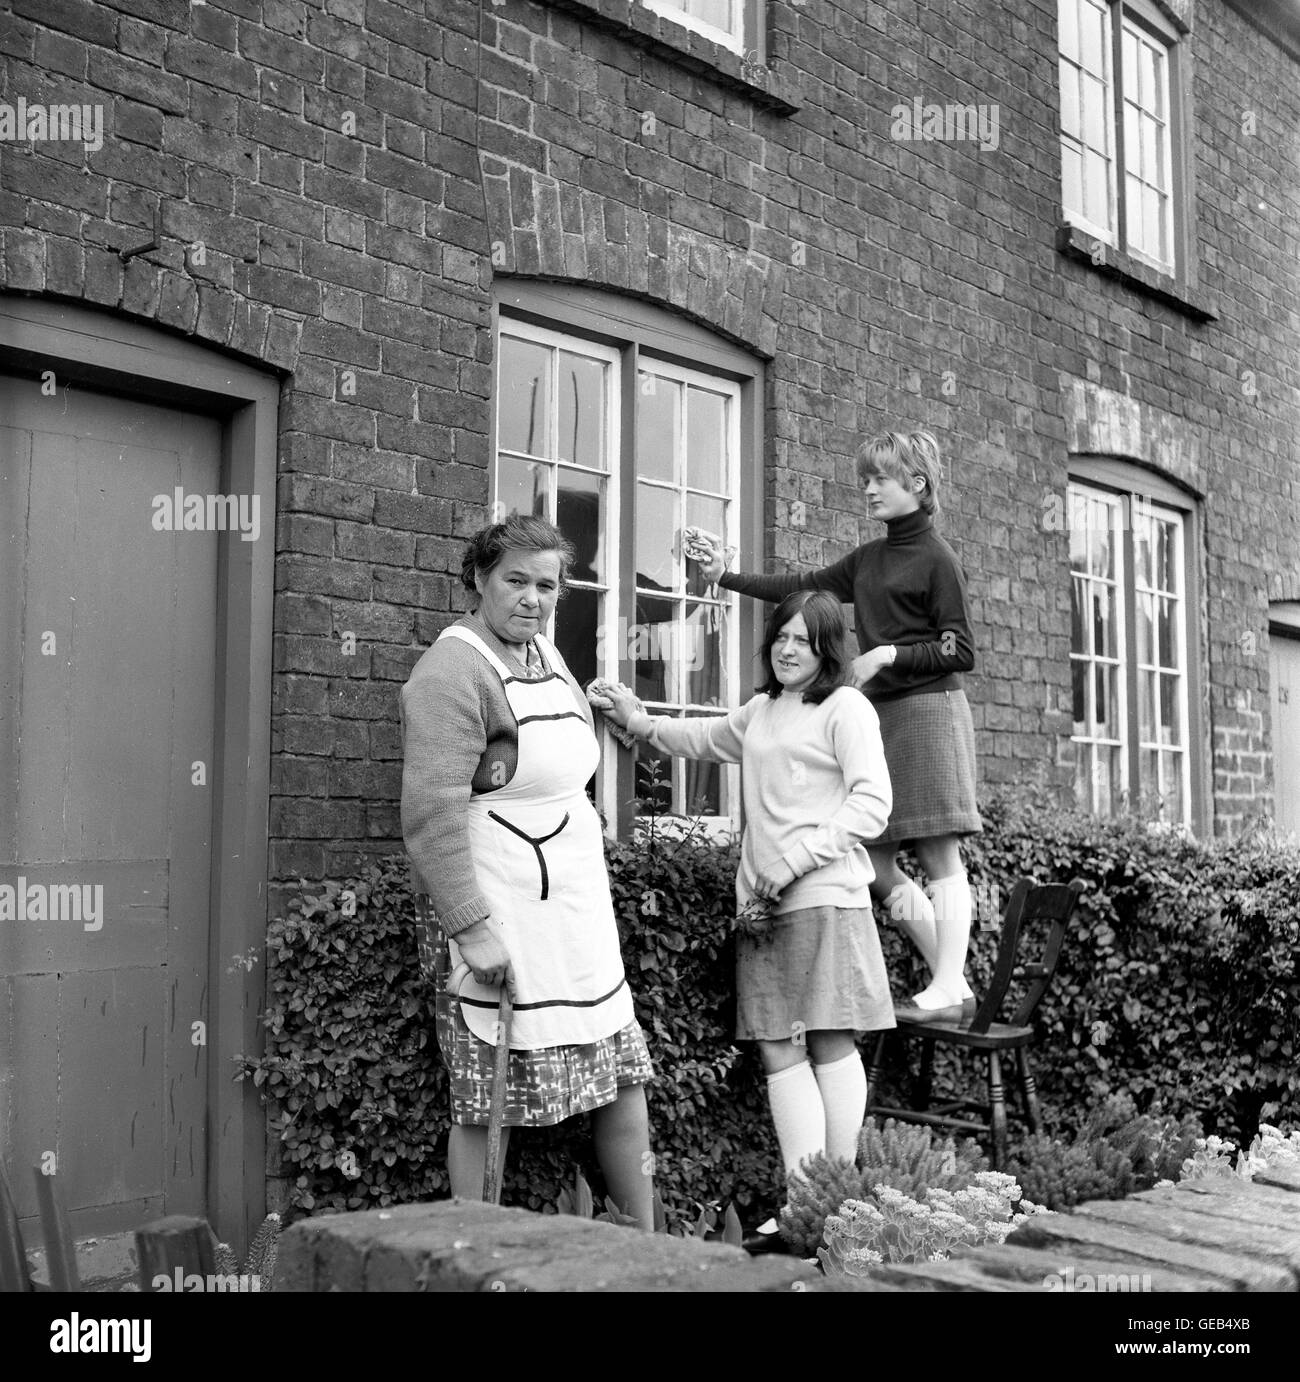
[
  {"left": 424, "top": 904, "right": 654, "bottom": 1128},
  {"left": 871, "top": 688, "right": 983, "bottom": 847}
]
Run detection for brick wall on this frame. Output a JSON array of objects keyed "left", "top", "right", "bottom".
[{"left": 1, "top": 0, "right": 1297, "bottom": 873}]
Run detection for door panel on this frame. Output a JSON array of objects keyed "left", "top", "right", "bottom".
[
  {"left": 0, "top": 375, "right": 219, "bottom": 1233},
  {"left": 1272, "top": 631, "right": 1300, "bottom": 838}
]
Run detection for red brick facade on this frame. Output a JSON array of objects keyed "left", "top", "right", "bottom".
[{"left": 2, "top": 0, "right": 1297, "bottom": 862}]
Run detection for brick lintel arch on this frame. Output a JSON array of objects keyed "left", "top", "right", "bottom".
[
  {"left": 482, "top": 168, "right": 786, "bottom": 358},
  {"left": 2, "top": 233, "right": 304, "bottom": 377}
]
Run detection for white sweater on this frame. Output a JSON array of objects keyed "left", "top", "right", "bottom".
[{"left": 629, "top": 686, "right": 893, "bottom": 915}]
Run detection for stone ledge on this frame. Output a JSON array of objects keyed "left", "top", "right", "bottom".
[
  {"left": 1055, "top": 223, "right": 1219, "bottom": 323},
  {"left": 277, "top": 1199, "right": 831, "bottom": 1292}
]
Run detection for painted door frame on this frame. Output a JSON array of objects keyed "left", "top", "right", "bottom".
[
  {"left": 0, "top": 295, "right": 277, "bottom": 1249},
  {"left": 1269, "top": 601, "right": 1300, "bottom": 837}
]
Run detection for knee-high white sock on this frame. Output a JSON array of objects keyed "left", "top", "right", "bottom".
[
  {"left": 926, "top": 872, "right": 973, "bottom": 1001},
  {"left": 766, "top": 1061, "right": 825, "bottom": 1174},
  {"left": 813, "top": 1053, "right": 867, "bottom": 1163},
  {"left": 883, "top": 880, "right": 939, "bottom": 970},
  {"left": 886, "top": 878, "right": 973, "bottom": 1003}
]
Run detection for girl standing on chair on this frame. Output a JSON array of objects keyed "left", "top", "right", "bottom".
[
  {"left": 596, "top": 591, "right": 894, "bottom": 1174},
  {"left": 687, "top": 430, "right": 983, "bottom": 1019}
]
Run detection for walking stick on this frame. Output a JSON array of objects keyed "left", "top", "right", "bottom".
[{"left": 482, "top": 986, "right": 513, "bottom": 1204}]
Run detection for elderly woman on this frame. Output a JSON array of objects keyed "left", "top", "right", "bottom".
[{"left": 400, "top": 515, "right": 654, "bottom": 1226}]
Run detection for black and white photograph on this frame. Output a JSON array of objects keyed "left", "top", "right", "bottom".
[{"left": 1, "top": 0, "right": 1298, "bottom": 1344}]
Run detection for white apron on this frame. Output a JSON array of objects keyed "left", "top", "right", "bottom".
[{"left": 439, "top": 625, "right": 634, "bottom": 1050}]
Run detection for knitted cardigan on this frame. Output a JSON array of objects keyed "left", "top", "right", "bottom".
[{"left": 399, "top": 612, "right": 594, "bottom": 936}]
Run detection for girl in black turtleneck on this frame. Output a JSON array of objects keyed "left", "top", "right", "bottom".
[{"left": 688, "top": 431, "right": 983, "bottom": 1026}]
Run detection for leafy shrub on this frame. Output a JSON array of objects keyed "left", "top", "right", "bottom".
[
  {"left": 780, "top": 1119, "right": 988, "bottom": 1255},
  {"left": 242, "top": 831, "right": 783, "bottom": 1231},
  {"left": 1004, "top": 1131, "right": 1136, "bottom": 1210},
  {"left": 1003, "top": 1093, "right": 1203, "bottom": 1210},
  {"left": 819, "top": 1172, "right": 1044, "bottom": 1274}
]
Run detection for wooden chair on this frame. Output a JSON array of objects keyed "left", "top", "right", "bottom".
[{"left": 865, "top": 878, "right": 1085, "bottom": 1167}]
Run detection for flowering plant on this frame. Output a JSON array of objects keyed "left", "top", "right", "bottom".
[
  {"left": 1179, "top": 1123, "right": 1300, "bottom": 1182},
  {"left": 818, "top": 1171, "right": 1047, "bottom": 1276}
]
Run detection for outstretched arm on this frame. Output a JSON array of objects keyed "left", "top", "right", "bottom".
[{"left": 685, "top": 526, "right": 859, "bottom": 603}]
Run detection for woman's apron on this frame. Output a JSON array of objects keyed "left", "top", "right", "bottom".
[{"left": 438, "top": 625, "right": 634, "bottom": 1050}]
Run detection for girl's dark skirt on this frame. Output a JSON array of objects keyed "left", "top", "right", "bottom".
[
  {"left": 424, "top": 907, "right": 654, "bottom": 1128},
  {"left": 737, "top": 905, "right": 896, "bottom": 1041},
  {"left": 871, "top": 688, "right": 983, "bottom": 847}
]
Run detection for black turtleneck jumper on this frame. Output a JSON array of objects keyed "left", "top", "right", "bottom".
[{"left": 718, "top": 508, "right": 975, "bottom": 703}]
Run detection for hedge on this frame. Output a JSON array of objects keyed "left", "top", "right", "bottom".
[{"left": 243, "top": 789, "right": 1299, "bottom": 1225}]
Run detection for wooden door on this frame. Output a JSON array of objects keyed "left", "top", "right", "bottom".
[
  {"left": 1271, "top": 630, "right": 1300, "bottom": 838},
  {"left": 0, "top": 374, "right": 219, "bottom": 1236}
]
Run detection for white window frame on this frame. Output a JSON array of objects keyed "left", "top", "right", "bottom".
[
  {"left": 1068, "top": 472, "right": 1198, "bottom": 828},
  {"left": 633, "top": 354, "right": 743, "bottom": 830},
  {"left": 492, "top": 301, "right": 758, "bottom": 841},
  {"left": 1059, "top": 0, "right": 1183, "bottom": 276}
]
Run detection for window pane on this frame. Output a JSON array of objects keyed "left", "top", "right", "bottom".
[
  {"left": 1122, "top": 27, "right": 1139, "bottom": 94},
  {"left": 496, "top": 453, "right": 552, "bottom": 520},
  {"left": 1058, "top": 0, "right": 1079, "bottom": 60},
  {"left": 686, "top": 386, "right": 726, "bottom": 494},
  {"left": 1140, "top": 40, "right": 1160, "bottom": 115},
  {"left": 1140, "top": 114, "right": 1160, "bottom": 183},
  {"left": 1062, "top": 143, "right": 1083, "bottom": 218},
  {"left": 1060, "top": 61, "right": 1081, "bottom": 136},
  {"left": 687, "top": 0, "right": 734, "bottom": 34},
  {"left": 633, "top": 584, "right": 675, "bottom": 703},
  {"left": 1088, "top": 512, "right": 1112, "bottom": 579},
  {"left": 1139, "top": 667, "right": 1156, "bottom": 740},
  {"left": 1080, "top": 0, "right": 1106, "bottom": 72},
  {"left": 1156, "top": 595, "right": 1175, "bottom": 667},
  {"left": 1082, "top": 75, "right": 1110, "bottom": 152},
  {"left": 1071, "top": 575, "right": 1086, "bottom": 658},
  {"left": 681, "top": 746, "right": 722, "bottom": 816},
  {"left": 1072, "top": 657, "right": 1087, "bottom": 727},
  {"left": 638, "top": 373, "right": 679, "bottom": 483},
  {"left": 1123, "top": 102, "right": 1140, "bottom": 174},
  {"left": 1159, "top": 673, "right": 1181, "bottom": 744},
  {"left": 557, "top": 353, "right": 607, "bottom": 469},
  {"left": 556, "top": 469, "right": 605, "bottom": 583},
  {"left": 1136, "top": 591, "right": 1154, "bottom": 666},
  {"left": 1125, "top": 173, "right": 1143, "bottom": 248},
  {"left": 498, "top": 337, "right": 551, "bottom": 457},
  {"left": 1143, "top": 187, "right": 1166, "bottom": 264},
  {"left": 636, "top": 483, "right": 679, "bottom": 593},
  {"left": 554, "top": 586, "right": 600, "bottom": 689},
  {"left": 1095, "top": 663, "right": 1118, "bottom": 733},
  {"left": 1162, "top": 752, "right": 1184, "bottom": 820},
  {"left": 684, "top": 600, "right": 725, "bottom": 707},
  {"left": 1084, "top": 151, "right": 1110, "bottom": 228}
]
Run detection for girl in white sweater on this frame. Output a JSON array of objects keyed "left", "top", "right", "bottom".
[{"left": 597, "top": 590, "right": 895, "bottom": 1174}]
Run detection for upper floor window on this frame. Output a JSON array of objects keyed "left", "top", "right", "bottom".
[
  {"left": 642, "top": 0, "right": 757, "bottom": 56},
  {"left": 1058, "top": 0, "right": 1184, "bottom": 276},
  {"left": 493, "top": 289, "right": 762, "bottom": 837},
  {"left": 1068, "top": 471, "right": 1202, "bottom": 828}
]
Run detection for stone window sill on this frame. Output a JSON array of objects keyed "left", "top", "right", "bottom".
[
  {"left": 1056, "top": 223, "right": 1218, "bottom": 323},
  {"left": 536, "top": 0, "right": 802, "bottom": 115}
]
